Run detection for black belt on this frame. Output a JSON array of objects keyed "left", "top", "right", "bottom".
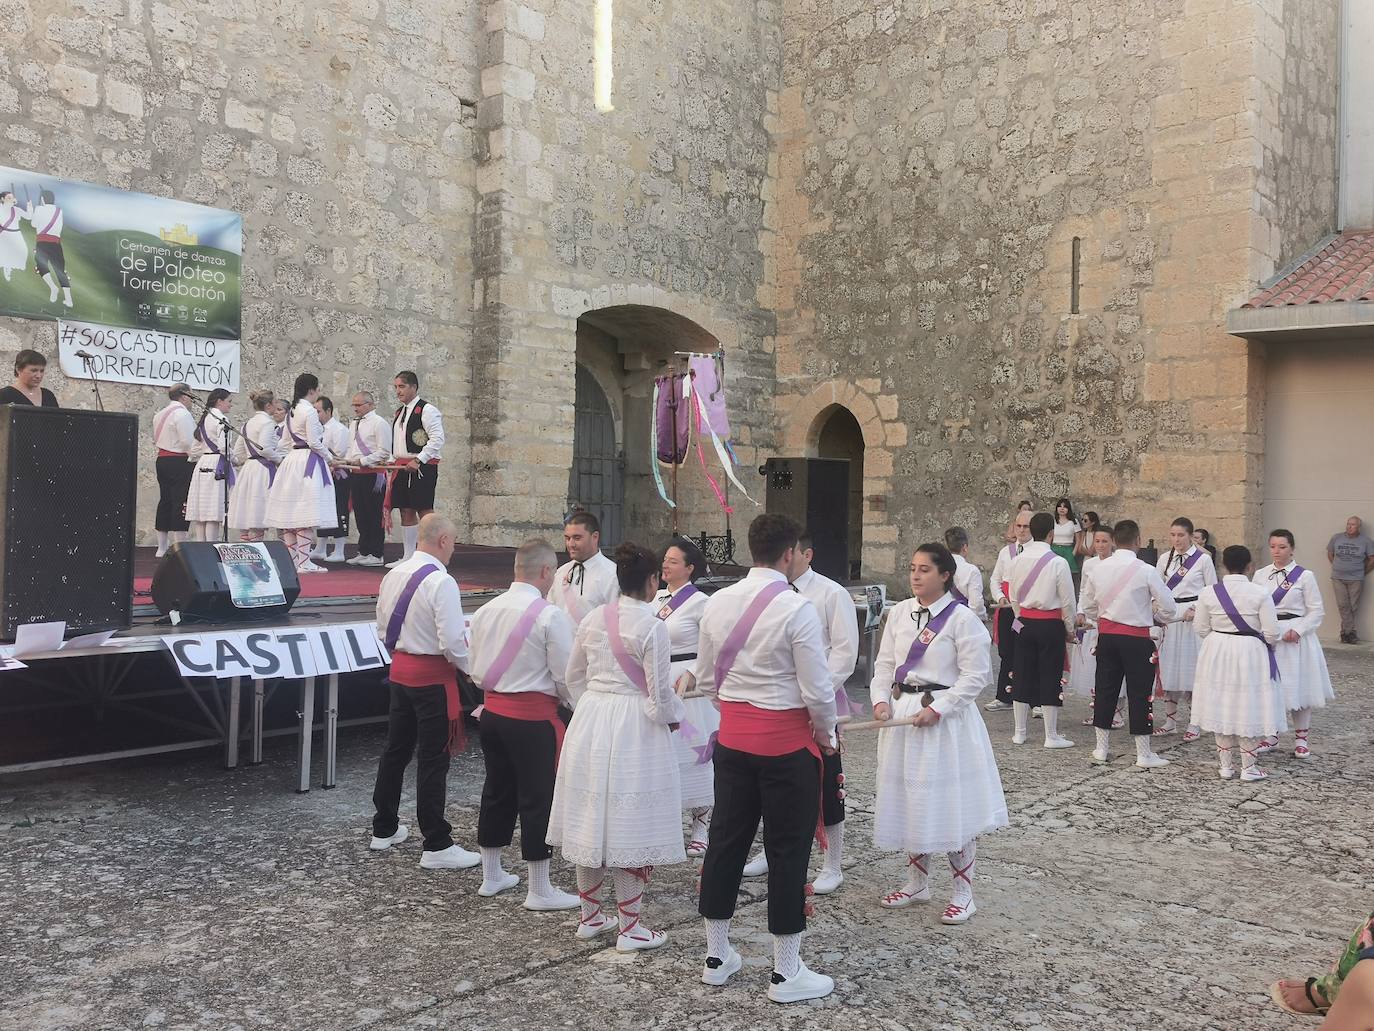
[
  {"left": 293, "top": 445, "right": 311, "bottom": 450},
  {"left": 893, "top": 682, "right": 951, "bottom": 706},
  {"left": 1174, "top": 595, "right": 1198, "bottom": 603},
  {"left": 1213, "top": 630, "right": 1253, "bottom": 636},
  {"left": 670, "top": 652, "right": 697, "bottom": 662},
  {"left": 1277, "top": 613, "right": 1299, "bottom": 620}
]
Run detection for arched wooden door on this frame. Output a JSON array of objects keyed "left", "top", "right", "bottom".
[{"left": 568, "top": 365, "right": 623, "bottom": 546}]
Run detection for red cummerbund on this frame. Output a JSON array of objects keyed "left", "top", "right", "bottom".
[
  {"left": 483, "top": 690, "right": 559, "bottom": 721},
  {"left": 718, "top": 700, "right": 818, "bottom": 758},
  {"left": 1098, "top": 619, "right": 1152, "bottom": 638},
  {"left": 1017, "top": 608, "right": 1062, "bottom": 621}
]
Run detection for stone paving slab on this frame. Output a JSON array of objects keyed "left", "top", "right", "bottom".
[{"left": 3, "top": 648, "right": 1371, "bottom": 1030}]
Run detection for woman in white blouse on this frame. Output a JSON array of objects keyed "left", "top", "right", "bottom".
[
  {"left": 548, "top": 543, "right": 686, "bottom": 953},
  {"left": 869, "top": 543, "right": 1006, "bottom": 925},
  {"left": 655, "top": 537, "right": 714, "bottom": 856},
  {"left": 228, "top": 389, "right": 284, "bottom": 543},
  {"left": 184, "top": 388, "right": 233, "bottom": 542}
]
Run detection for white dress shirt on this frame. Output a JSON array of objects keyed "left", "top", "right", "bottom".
[
  {"left": 1008, "top": 540, "right": 1076, "bottom": 632},
  {"left": 1253, "top": 563, "right": 1324, "bottom": 635},
  {"left": 153, "top": 401, "right": 196, "bottom": 454},
  {"left": 468, "top": 581, "right": 575, "bottom": 702},
  {"left": 549, "top": 551, "right": 620, "bottom": 625},
  {"left": 989, "top": 541, "right": 1024, "bottom": 603},
  {"left": 692, "top": 567, "right": 837, "bottom": 735},
  {"left": 793, "top": 566, "right": 860, "bottom": 694},
  {"left": 653, "top": 583, "right": 708, "bottom": 657},
  {"left": 1157, "top": 545, "right": 1217, "bottom": 602},
  {"left": 345, "top": 410, "right": 393, "bottom": 465},
  {"left": 392, "top": 397, "right": 445, "bottom": 463},
  {"left": 321, "top": 417, "right": 350, "bottom": 461},
  {"left": 951, "top": 553, "right": 987, "bottom": 619},
  {"left": 1194, "top": 575, "right": 1280, "bottom": 644},
  {"left": 868, "top": 593, "right": 991, "bottom": 717},
  {"left": 189, "top": 408, "right": 230, "bottom": 461},
  {"left": 566, "top": 596, "right": 684, "bottom": 726},
  {"left": 375, "top": 552, "right": 469, "bottom": 670},
  {"left": 231, "top": 411, "right": 277, "bottom": 467},
  {"left": 1079, "top": 549, "right": 1178, "bottom": 627}
]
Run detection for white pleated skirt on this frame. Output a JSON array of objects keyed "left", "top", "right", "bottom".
[
  {"left": 265, "top": 450, "right": 337, "bottom": 530},
  {"left": 873, "top": 693, "right": 1008, "bottom": 856},
  {"left": 228, "top": 459, "right": 274, "bottom": 530},
  {"left": 674, "top": 691, "right": 717, "bottom": 811},
  {"left": 1157, "top": 620, "right": 1200, "bottom": 694},
  {"left": 183, "top": 455, "right": 226, "bottom": 522},
  {"left": 1275, "top": 633, "right": 1335, "bottom": 712},
  {"left": 1189, "top": 635, "right": 1289, "bottom": 737},
  {"left": 547, "top": 689, "right": 687, "bottom": 869}
]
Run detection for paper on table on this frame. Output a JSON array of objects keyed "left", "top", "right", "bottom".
[
  {"left": 0, "top": 655, "right": 28, "bottom": 672},
  {"left": 66, "top": 630, "right": 117, "bottom": 649},
  {"left": 13, "top": 621, "right": 66, "bottom": 657}
]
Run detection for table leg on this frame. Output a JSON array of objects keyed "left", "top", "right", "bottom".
[
  {"left": 296, "top": 676, "right": 315, "bottom": 794},
  {"left": 225, "top": 676, "right": 241, "bottom": 769},
  {"left": 323, "top": 672, "right": 339, "bottom": 789},
  {"left": 250, "top": 679, "right": 264, "bottom": 766}
]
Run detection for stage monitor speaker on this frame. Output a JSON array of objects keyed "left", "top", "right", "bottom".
[
  {"left": 763, "top": 457, "right": 850, "bottom": 583},
  {"left": 0, "top": 405, "right": 139, "bottom": 641},
  {"left": 151, "top": 540, "right": 301, "bottom": 622}
]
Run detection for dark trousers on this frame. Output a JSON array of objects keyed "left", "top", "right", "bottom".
[
  {"left": 350, "top": 473, "right": 385, "bottom": 557},
  {"left": 155, "top": 455, "right": 193, "bottom": 531},
  {"left": 699, "top": 744, "right": 819, "bottom": 935},
  {"left": 35, "top": 240, "right": 69, "bottom": 287},
  {"left": 994, "top": 607, "right": 1016, "bottom": 702},
  {"left": 822, "top": 749, "right": 844, "bottom": 827},
  {"left": 1012, "top": 618, "right": 1066, "bottom": 707},
  {"left": 320, "top": 476, "right": 351, "bottom": 538},
  {"left": 476, "top": 711, "right": 558, "bottom": 861},
  {"left": 371, "top": 682, "right": 454, "bottom": 852},
  {"left": 1093, "top": 633, "right": 1156, "bottom": 736}
]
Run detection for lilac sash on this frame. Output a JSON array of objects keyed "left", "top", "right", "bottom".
[
  {"left": 894, "top": 601, "right": 960, "bottom": 683},
  {"left": 1011, "top": 550, "right": 1056, "bottom": 631},
  {"left": 195, "top": 419, "right": 236, "bottom": 488},
  {"left": 1164, "top": 548, "right": 1203, "bottom": 590},
  {"left": 286, "top": 410, "right": 329, "bottom": 485},
  {"left": 1270, "top": 565, "right": 1306, "bottom": 607},
  {"left": 950, "top": 581, "right": 968, "bottom": 606},
  {"left": 1095, "top": 560, "right": 1140, "bottom": 615},
  {"left": 241, "top": 421, "right": 276, "bottom": 486},
  {"left": 384, "top": 564, "right": 442, "bottom": 651},
  {"left": 602, "top": 603, "right": 649, "bottom": 694},
  {"left": 354, "top": 421, "right": 387, "bottom": 493},
  {"left": 39, "top": 207, "right": 61, "bottom": 236},
  {"left": 479, "top": 596, "right": 551, "bottom": 691},
  {"left": 657, "top": 583, "right": 701, "bottom": 620},
  {"left": 1212, "top": 582, "right": 1279, "bottom": 680},
  {"left": 713, "top": 580, "right": 790, "bottom": 690}
]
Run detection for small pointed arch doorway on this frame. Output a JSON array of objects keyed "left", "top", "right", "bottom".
[{"left": 813, "top": 404, "right": 865, "bottom": 579}]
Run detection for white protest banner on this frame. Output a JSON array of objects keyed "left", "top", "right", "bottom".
[
  {"left": 59, "top": 320, "right": 240, "bottom": 391},
  {"left": 162, "top": 623, "right": 387, "bottom": 680}
]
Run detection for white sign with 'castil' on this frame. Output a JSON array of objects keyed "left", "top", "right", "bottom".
[{"left": 161, "top": 623, "right": 388, "bottom": 680}]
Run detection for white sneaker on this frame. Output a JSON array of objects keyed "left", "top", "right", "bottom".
[
  {"left": 701, "top": 946, "right": 743, "bottom": 987},
  {"left": 369, "top": 825, "right": 409, "bottom": 851},
  {"left": 1044, "top": 736, "right": 1075, "bottom": 749},
  {"left": 419, "top": 844, "right": 481, "bottom": 870},
  {"left": 575, "top": 912, "right": 616, "bottom": 940},
  {"left": 154, "top": 548, "right": 168, "bottom": 558},
  {"left": 523, "top": 888, "right": 581, "bottom": 911},
  {"left": 345, "top": 554, "right": 365, "bottom": 565},
  {"left": 1218, "top": 767, "right": 1236, "bottom": 780},
  {"left": 1011, "top": 731, "right": 1028, "bottom": 745},
  {"left": 940, "top": 899, "right": 977, "bottom": 925},
  {"left": 1032, "top": 707, "right": 1043, "bottom": 719},
  {"left": 385, "top": 557, "right": 408, "bottom": 568},
  {"left": 767, "top": 962, "right": 834, "bottom": 1004},
  {"left": 616, "top": 927, "right": 667, "bottom": 953},
  {"left": 879, "top": 883, "right": 930, "bottom": 908},
  {"left": 327, "top": 548, "right": 347, "bottom": 563},
  {"left": 297, "top": 561, "right": 327, "bottom": 573},
  {"left": 1090, "top": 748, "right": 1109, "bottom": 764},
  {"left": 983, "top": 700, "right": 1011, "bottom": 711},
  {"left": 354, "top": 554, "right": 384, "bottom": 567},
  {"left": 811, "top": 870, "right": 843, "bottom": 895},
  {"left": 742, "top": 852, "right": 769, "bottom": 877},
  {"left": 1240, "top": 767, "right": 1269, "bottom": 782},
  {"left": 1135, "top": 752, "right": 1171, "bottom": 769},
  {"left": 477, "top": 871, "right": 520, "bottom": 897}
]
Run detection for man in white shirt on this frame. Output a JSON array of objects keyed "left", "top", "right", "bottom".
[
  {"left": 313, "top": 396, "right": 352, "bottom": 563},
  {"left": 741, "top": 531, "right": 859, "bottom": 895},
  {"left": 944, "top": 526, "right": 988, "bottom": 619},
  {"left": 344, "top": 391, "right": 393, "bottom": 567},
  {"left": 986, "top": 510, "right": 1032, "bottom": 710},
  {"left": 548, "top": 511, "right": 619, "bottom": 624},
  {"left": 1155, "top": 516, "right": 1217, "bottom": 740},
  {"left": 152, "top": 382, "right": 197, "bottom": 556},
  {"left": 468, "top": 538, "right": 581, "bottom": 911},
  {"left": 369, "top": 514, "right": 480, "bottom": 871},
  {"left": 1008, "top": 512, "right": 1077, "bottom": 748},
  {"left": 693, "top": 514, "right": 838, "bottom": 1004},
  {"left": 28, "top": 188, "right": 72, "bottom": 306},
  {"left": 1079, "top": 519, "right": 1179, "bottom": 768},
  {"left": 388, "top": 370, "right": 446, "bottom": 567}
]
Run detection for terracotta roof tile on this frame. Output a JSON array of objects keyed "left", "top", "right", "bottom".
[{"left": 1243, "top": 231, "right": 1374, "bottom": 308}]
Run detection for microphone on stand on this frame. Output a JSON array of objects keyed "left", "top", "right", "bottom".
[{"left": 73, "top": 349, "right": 105, "bottom": 412}]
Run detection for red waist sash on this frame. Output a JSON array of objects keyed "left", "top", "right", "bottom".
[
  {"left": 483, "top": 690, "right": 564, "bottom": 759},
  {"left": 157, "top": 449, "right": 187, "bottom": 457},
  {"left": 1098, "top": 619, "right": 1151, "bottom": 638},
  {"left": 1017, "top": 608, "right": 1061, "bottom": 621},
  {"left": 718, "top": 701, "right": 826, "bottom": 849},
  {"left": 389, "top": 650, "right": 466, "bottom": 752}
]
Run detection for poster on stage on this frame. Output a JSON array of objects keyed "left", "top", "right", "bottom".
[
  {"left": 57, "top": 320, "right": 240, "bottom": 391},
  {"left": 214, "top": 543, "right": 286, "bottom": 609},
  {"left": 0, "top": 165, "right": 241, "bottom": 340}
]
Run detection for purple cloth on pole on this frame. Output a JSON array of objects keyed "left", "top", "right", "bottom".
[
  {"left": 654, "top": 374, "right": 689, "bottom": 465},
  {"left": 894, "top": 602, "right": 960, "bottom": 683},
  {"left": 1211, "top": 582, "right": 1279, "bottom": 680},
  {"left": 478, "top": 596, "right": 550, "bottom": 691},
  {"left": 384, "top": 564, "right": 442, "bottom": 651},
  {"left": 713, "top": 580, "right": 790, "bottom": 691},
  {"left": 603, "top": 603, "right": 649, "bottom": 694},
  {"left": 690, "top": 355, "right": 731, "bottom": 441}
]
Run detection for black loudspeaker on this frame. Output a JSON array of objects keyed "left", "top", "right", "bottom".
[
  {"left": 0, "top": 405, "right": 138, "bottom": 640},
  {"left": 151, "top": 540, "right": 301, "bottom": 621},
  {"left": 764, "top": 457, "right": 850, "bottom": 582}
]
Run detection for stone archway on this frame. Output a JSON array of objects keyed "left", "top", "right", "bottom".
[{"left": 814, "top": 405, "right": 865, "bottom": 579}]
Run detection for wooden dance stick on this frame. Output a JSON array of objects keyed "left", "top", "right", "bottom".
[
  {"left": 837, "top": 715, "right": 921, "bottom": 733},
  {"left": 332, "top": 462, "right": 417, "bottom": 473}
]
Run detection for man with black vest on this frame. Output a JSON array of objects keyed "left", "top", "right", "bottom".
[{"left": 388, "top": 370, "right": 446, "bottom": 568}]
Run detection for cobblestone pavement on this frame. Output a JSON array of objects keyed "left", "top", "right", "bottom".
[{"left": 4, "top": 647, "right": 1371, "bottom": 1030}]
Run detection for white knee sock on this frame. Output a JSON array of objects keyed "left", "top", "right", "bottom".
[
  {"left": 1215, "top": 734, "right": 1234, "bottom": 772},
  {"left": 705, "top": 917, "right": 731, "bottom": 958},
  {"left": 1042, "top": 706, "right": 1061, "bottom": 741},
  {"left": 823, "top": 821, "right": 844, "bottom": 875},
  {"left": 156, "top": 530, "right": 169, "bottom": 554},
  {"left": 1240, "top": 736, "right": 1261, "bottom": 770},
  {"left": 773, "top": 932, "right": 802, "bottom": 978},
  {"left": 1293, "top": 707, "right": 1311, "bottom": 748},
  {"left": 170, "top": 530, "right": 187, "bottom": 546},
  {"left": 613, "top": 867, "right": 649, "bottom": 935},
  {"left": 575, "top": 865, "right": 605, "bottom": 924},
  {"left": 204, "top": 521, "right": 222, "bottom": 542},
  {"left": 1013, "top": 702, "right": 1031, "bottom": 738},
  {"left": 905, "top": 853, "right": 930, "bottom": 894},
  {"left": 1134, "top": 734, "right": 1155, "bottom": 761},
  {"left": 480, "top": 847, "right": 505, "bottom": 884},
  {"left": 948, "top": 840, "right": 976, "bottom": 907},
  {"left": 689, "top": 806, "right": 711, "bottom": 843},
  {"left": 402, "top": 523, "right": 418, "bottom": 558},
  {"left": 188, "top": 522, "right": 203, "bottom": 542},
  {"left": 527, "top": 858, "right": 553, "bottom": 896},
  {"left": 1094, "top": 727, "right": 1111, "bottom": 754}
]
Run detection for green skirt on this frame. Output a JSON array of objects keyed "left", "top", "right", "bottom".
[{"left": 1052, "top": 542, "right": 1079, "bottom": 573}]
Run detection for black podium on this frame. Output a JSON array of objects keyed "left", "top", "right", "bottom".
[{"left": 0, "top": 405, "right": 138, "bottom": 640}]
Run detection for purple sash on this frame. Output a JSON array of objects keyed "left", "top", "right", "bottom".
[
  {"left": 384, "top": 563, "right": 442, "bottom": 651},
  {"left": 1270, "top": 565, "right": 1306, "bottom": 607},
  {"left": 479, "top": 596, "right": 551, "bottom": 691},
  {"left": 657, "top": 583, "right": 701, "bottom": 620},
  {"left": 354, "top": 421, "right": 387, "bottom": 493},
  {"left": 713, "top": 579, "right": 790, "bottom": 691},
  {"left": 195, "top": 420, "right": 236, "bottom": 488},
  {"left": 950, "top": 582, "right": 968, "bottom": 606},
  {"left": 287, "top": 410, "right": 329, "bottom": 485},
  {"left": 242, "top": 421, "right": 276, "bottom": 486},
  {"left": 1211, "top": 582, "right": 1279, "bottom": 680},
  {"left": 1164, "top": 548, "right": 1204, "bottom": 590},
  {"left": 894, "top": 601, "right": 960, "bottom": 683},
  {"left": 1011, "top": 550, "right": 1056, "bottom": 632},
  {"left": 602, "top": 603, "right": 649, "bottom": 694}
]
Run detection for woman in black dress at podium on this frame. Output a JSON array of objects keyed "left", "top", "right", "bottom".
[{"left": 0, "top": 350, "right": 59, "bottom": 407}]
